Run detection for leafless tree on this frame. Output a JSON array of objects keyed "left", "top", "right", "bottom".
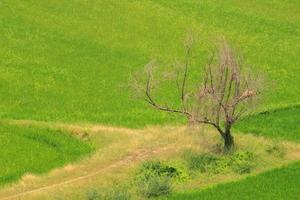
[{"left": 131, "top": 34, "right": 262, "bottom": 151}]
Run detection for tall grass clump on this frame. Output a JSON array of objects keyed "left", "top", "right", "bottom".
[
  {"left": 230, "top": 151, "right": 255, "bottom": 174},
  {"left": 86, "top": 186, "right": 131, "bottom": 200},
  {"left": 134, "top": 160, "right": 185, "bottom": 198},
  {"left": 183, "top": 150, "right": 255, "bottom": 175}
]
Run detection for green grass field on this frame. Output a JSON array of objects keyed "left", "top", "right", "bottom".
[
  {"left": 0, "top": 0, "right": 299, "bottom": 199},
  {"left": 236, "top": 106, "right": 300, "bottom": 142},
  {"left": 168, "top": 161, "right": 300, "bottom": 200},
  {"left": 0, "top": 123, "right": 92, "bottom": 186},
  {"left": 0, "top": 0, "right": 299, "bottom": 127}
]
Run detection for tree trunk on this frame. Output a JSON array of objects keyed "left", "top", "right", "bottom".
[{"left": 223, "top": 125, "right": 234, "bottom": 151}]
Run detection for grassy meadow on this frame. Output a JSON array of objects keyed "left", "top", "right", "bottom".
[
  {"left": 0, "top": 0, "right": 299, "bottom": 127},
  {"left": 0, "top": 122, "right": 92, "bottom": 187},
  {"left": 0, "top": 0, "right": 299, "bottom": 199}
]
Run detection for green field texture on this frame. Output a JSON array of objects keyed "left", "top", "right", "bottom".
[
  {"left": 0, "top": 0, "right": 299, "bottom": 127},
  {"left": 0, "top": 123, "right": 92, "bottom": 186},
  {"left": 236, "top": 106, "right": 300, "bottom": 142},
  {"left": 168, "top": 161, "right": 300, "bottom": 200},
  {"left": 1, "top": 0, "right": 300, "bottom": 198}
]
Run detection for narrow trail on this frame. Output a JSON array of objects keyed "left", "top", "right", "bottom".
[{"left": 0, "top": 146, "right": 170, "bottom": 200}]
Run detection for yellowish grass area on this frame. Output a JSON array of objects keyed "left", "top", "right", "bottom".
[{"left": 0, "top": 120, "right": 300, "bottom": 200}]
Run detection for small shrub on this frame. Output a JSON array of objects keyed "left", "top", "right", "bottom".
[
  {"left": 184, "top": 151, "right": 220, "bottom": 173},
  {"left": 230, "top": 151, "right": 255, "bottom": 174},
  {"left": 168, "top": 160, "right": 190, "bottom": 183},
  {"left": 230, "top": 151, "right": 254, "bottom": 162},
  {"left": 183, "top": 150, "right": 256, "bottom": 175},
  {"left": 135, "top": 160, "right": 179, "bottom": 198},
  {"left": 140, "top": 160, "right": 179, "bottom": 178}
]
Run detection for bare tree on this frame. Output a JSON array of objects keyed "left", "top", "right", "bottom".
[{"left": 131, "top": 35, "right": 262, "bottom": 151}]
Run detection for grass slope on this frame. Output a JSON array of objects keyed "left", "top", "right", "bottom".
[
  {"left": 169, "top": 161, "right": 300, "bottom": 200},
  {"left": 0, "top": 123, "right": 92, "bottom": 186},
  {"left": 0, "top": 0, "right": 299, "bottom": 127},
  {"left": 236, "top": 106, "right": 300, "bottom": 142}
]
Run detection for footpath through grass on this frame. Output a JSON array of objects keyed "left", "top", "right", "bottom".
[{"left": 0, "top": 123, "right": 92, "bottom": 187}]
